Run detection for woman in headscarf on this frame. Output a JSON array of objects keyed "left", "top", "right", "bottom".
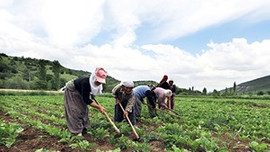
[
  {"left": 153, "top": 87, "right": 172, "bottom": 109},
  {"left": 112, "top": 81, "right": 136, "bottom": 125},
  {"left": 64, "top": 67, "right": 108, "bottom": 136},
  {"left": 157, "top": 75, "right": 170, "bottom": 90}
]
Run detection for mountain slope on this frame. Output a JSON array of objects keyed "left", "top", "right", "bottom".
[
  {"left": 237, "top": 75, "right": 270, "bottom": 93},
  {"left": 0, "top": 53, "right": 121, "bottom": 92}
]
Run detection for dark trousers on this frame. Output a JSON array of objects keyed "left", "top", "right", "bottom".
[
  {"left": 171, "top": 95, "right": 175, "bottom": 109},
  {"left": 114, "top": 102, "right": 136, "bottom": 125},
  {"left": 134, "top": 97, "right": 157, "bottom": 118}
]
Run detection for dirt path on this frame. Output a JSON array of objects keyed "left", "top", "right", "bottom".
[{"left": 0, "top": 89, "right": 61, "bottom": 93}]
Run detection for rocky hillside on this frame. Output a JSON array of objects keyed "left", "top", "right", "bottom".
[{"left": 236, "top": 75, "right": 270, "bottom": 93}]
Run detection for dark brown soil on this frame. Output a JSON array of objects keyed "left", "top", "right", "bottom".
[
  {"left": 0, "top": 110, "right": 115, "bottom": 152},
  {"left": 213, "top": 132, "right": 251, "bottom": 152}
]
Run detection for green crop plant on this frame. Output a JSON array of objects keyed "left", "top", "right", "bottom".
[
  {"left": 139, "top": 130, "right": 160, "bottom": 143},
  {"left": 96, "top": 148, "right": 121, "bottom": 152},
  {"left": 70, "top": 140, "right": 96, "bottom": 151},
  {"left": 87, "top": 127, "right": 109, "bottom": 140},
  {"left": 167, "top": 145, "right": 190, "bottom": 152},
  {"left": 0, "top": 120, "right": 24, "bottom": 148},
  {"left": 117, "top": 122, "right": 131, "bottom": 134},
  {"left": 190, "top": 136, "right": 218, "bottom": 151},
  {"left": 249, "top": 141, "right": 268, "bottom": 152},
  {"left": 110, "top": 135, "right": 130, "bottom": 150}
]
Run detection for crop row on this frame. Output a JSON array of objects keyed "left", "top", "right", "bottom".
[{"left": 0, "top": 94, "right": 269, "bottom": 151}]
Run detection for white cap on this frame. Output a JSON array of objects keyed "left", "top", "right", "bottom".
[
  {"left": 165, "top": 89, "right": 172, "bottom": 97},
  {"left": 121, "top": 81, "right": 134, "bottom": 87}
]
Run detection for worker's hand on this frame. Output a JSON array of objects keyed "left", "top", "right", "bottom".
[
  {"left": 98, "top": 105, "right": 106, "bottom": 114},
  {"left": 161, "top": 105, "right": 168, "bottom": 110},
  {"left": 123, "top": 111, "right": 128, "bottom": 116},
  {"left": 115, "top": 99, "right": 121, "bottom": 105}
]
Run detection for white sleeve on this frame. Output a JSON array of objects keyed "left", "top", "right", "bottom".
[{"left": 99, "top": 85, "right": 103, "bottom": 94}]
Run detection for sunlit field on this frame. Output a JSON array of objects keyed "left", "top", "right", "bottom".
[{"left": 0, "top": 92, "right": 269, "bottom": 152}]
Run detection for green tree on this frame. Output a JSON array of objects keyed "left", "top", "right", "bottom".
[
  {"left": 233, "top": 82, "right": 236, "bottom": 94},
  {"left": 0, "top": 57, "right": 10, "bottom": 79},
  {"left": 212, "top": 89, "right": 220, "bottom": 96},
  {"left": 60, "top": 78, "right": 66, "bottom": 88},
  {"left": 257, "top": 91, "right": 264, "bottom": 96},
  {"left": 202, "top": 88, "right": 207, "bottom": 95},
  {"left": 32, "top": 78, "right": 47, "bottom": 90},
  {"left": 4, "top": 76, "right": 30, "bottom": 89},
  {"left": 51, "top": 60, "right": 61, "bottom": 90},
  {"left": 36, "top": 60, "right": 47, "bottom": 89},
  {"left": 23, "top": 68, "right": 33, "bottom": 82},
  {"left": 38, "top": 60, "right": 47, "bottom": 81}
]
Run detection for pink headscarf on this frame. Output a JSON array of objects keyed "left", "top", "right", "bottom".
[{"left": 95, "top": 68, "right": 108, "bottom": 84}]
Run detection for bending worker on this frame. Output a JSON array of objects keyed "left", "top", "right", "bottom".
[
  {"left": 153, "top": 87, "right": 172, "bottom": 109},
  {"left": 64, "top": 67, "right": 107, "bottom": 136},
  {"left": 112, "top": 81, "right": 136, "bottom": 125},
  {"left": 133, "top": 85, "right": 157, "bottom": 118}
]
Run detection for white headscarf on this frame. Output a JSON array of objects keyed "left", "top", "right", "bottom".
[
  {"left": 89, "top": 74, "right": 103, "bottom": 95},
  {"left": 121, "top": 81, "right": 134, "bottom": 87},
  {"left": 164, "top": 89, "right": 172, "bottom": 97}
]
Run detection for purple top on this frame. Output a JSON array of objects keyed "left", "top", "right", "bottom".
[{"left": 153, "top": 87, "right": 166, "bottom": 107}]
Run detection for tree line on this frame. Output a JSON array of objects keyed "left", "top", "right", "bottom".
[{"left": 0, "top": 53, "right": 89, "bottom": 91}]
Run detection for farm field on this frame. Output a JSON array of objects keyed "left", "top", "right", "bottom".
[{"left": 0, "top": 92, "right": 269, "bottom": 152}]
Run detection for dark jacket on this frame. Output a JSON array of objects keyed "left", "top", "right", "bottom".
[
  {"left": 159, "top": 82, "right": 170, "bottom": 90},
  {"left": 170, "top": 85, "right": 176, "bottom": 93},
  {"left": 74, "top": 77, "right": 93, "bottom": 105}
]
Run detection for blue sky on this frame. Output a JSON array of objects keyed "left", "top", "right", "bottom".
[
  {"left": 91, "top": 11, "right": 270, "bottom": 55},
  {"left": 179, "top": 19, "right": 270, "bottom": 54},
  {"left": 1, "top": 0, "right": 270, "bottom": 91},
  {"left": 136, "top": 17, "right": 270, "bottom": 54}
]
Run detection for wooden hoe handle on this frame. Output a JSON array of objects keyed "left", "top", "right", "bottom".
[
  {"left": 104, "top": 112, "right": 120, "bottom": 133},
  {"left": 118, "top": 101, "right": 140, "bottom": 139},
  {"left": 93, "top": 98, "right": 120, "bottom": 133}
]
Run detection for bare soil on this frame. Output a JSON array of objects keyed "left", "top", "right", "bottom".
[
  {"left": 0, "top": 110, "right": 113, "bottom": 152},
  {"left": 0, "top": 110, "right": 165, "bottom": 152},
  {"left": 213, "top": 132, "right": 251, "bottom": 152}
]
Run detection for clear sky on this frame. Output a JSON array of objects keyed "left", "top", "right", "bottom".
[{"left": 1, "top": 0, "right": 270, "bottom": 92}]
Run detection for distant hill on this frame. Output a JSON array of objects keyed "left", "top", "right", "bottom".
[
  {"left": 236, "top": 75, "right": 270, "bottom": 93},
  {"left": 220, "top": 75, "right": 270, "bottom": 94},
  {"left": 0, "top": 53, "right": 159, "bottom": 92},
  {"left": 0, "top": 53, "right": 120, "bottom": 92}
]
